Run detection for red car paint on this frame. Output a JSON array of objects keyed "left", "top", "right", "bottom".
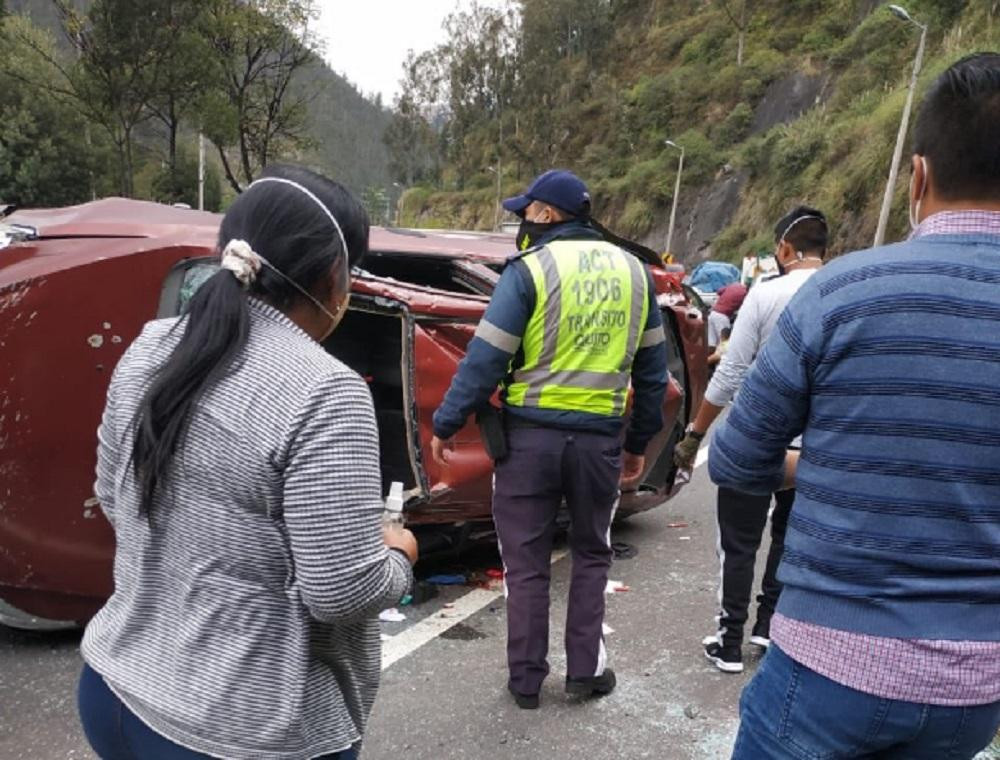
[{"left": 0, "top": 199, "right": 707, "bottom": 626}]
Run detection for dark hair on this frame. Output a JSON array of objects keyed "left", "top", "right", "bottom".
[
  {"left": 774, "top": 205, "right": 828, "bottom": 254},
  {"left": 131, "top": 164, "right": 369, "bottom": 513},
  {"left": 913, "top": 53, "right": 1000, "bottom": 202},
  {"left": 721, "top": 327, "right": 732, "bottom": 339}
]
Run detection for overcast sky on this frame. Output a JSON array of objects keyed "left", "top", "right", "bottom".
[{"left": 316, "top": 0, "right": 504, "bottom": 104}]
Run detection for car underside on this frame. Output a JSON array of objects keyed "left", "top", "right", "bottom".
[{"left": 0, "top": 200, "right": 707, "bottom": 627}]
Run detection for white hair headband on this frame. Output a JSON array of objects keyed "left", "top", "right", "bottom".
[
  {"left": 248, "top": 176, "right": 350, "bottom": 257},
  {"left": 779, "top": 214, "right": 825, "bottom": 244}
]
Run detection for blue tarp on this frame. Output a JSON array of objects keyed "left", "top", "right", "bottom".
[{"left": 687, "top": 261, "right": 741, "bottom": 293}]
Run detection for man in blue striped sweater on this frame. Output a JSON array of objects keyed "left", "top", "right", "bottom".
[{"left": 710, "top": 53, "right": 1000, "bottom": 759}]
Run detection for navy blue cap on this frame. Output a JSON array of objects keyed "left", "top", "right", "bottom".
[{"left": 502, "top": 169, "right": 591, "bottom": 218}]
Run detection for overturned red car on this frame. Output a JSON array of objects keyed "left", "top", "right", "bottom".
[{"left": 0, "top": 199, "right": 707, "bottom": 628}]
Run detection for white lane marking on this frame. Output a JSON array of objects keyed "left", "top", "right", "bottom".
[
  {"left": 695, "top": 444, "right": 710, "bottom": 469},
  {"left": 382, "top": 548, "right": 570, "bottom": 670}
]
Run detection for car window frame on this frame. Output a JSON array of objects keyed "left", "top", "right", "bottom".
[{"left": 157, "top": 256, "right": 218, "bottom": 318}]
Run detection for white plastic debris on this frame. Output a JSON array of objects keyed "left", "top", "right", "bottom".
[
  {"left": 383, "top": 481, "right": 404, "bottom": 526},
  {"left": 605, "top": 580, "right": 631, "bottom": 594},
  {"left": 378, "top": 608, "right": 406, "bottom": 623}
]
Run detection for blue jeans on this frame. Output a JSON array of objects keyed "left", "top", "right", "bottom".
[
  {"left": 732, "top": 645, "right": 1000, "bottom": 760},
  {"left": 78, "top": 664, "right": 357, "bottom": 760}
]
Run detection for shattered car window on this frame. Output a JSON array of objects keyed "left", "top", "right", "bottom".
[
  {"left": 179, "top": 262, "right": 219, "bottom": 313},
  {"left": 0, "top": 222, "right": 38, "bottom": 250}
]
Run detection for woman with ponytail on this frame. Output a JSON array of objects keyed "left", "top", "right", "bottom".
[{"left": 77, "top": 165, "right": 417, "bottom": 760}]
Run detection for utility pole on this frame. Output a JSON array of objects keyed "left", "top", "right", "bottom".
[
  {"left": 873, "top": 5, "right": 928, "bottom": 247},
  {"left": 664, "top": 140, "right": 685, "bottom": 259},
  {"left": 198, "top": 132, "right": 205, "bottom": 211}
]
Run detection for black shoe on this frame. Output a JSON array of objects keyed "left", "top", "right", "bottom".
[
  {"left": 750, "top": 621, "right": 771, "bottom": 650},
  {"left": 704, "top": 641, "right": 744, "bottom": 673},
  {"left": 507, "top": 682, "right": 539, "bottom": 710},
  {"left": 565, "top": 668, "right": 616, "bottom": 697}
]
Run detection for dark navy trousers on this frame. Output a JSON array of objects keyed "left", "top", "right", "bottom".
[
  {"left": 493, "top": 426, "right": 621, "bottom": 696},
  {"left": 78, "top": 664, "right": 356, "bottom": 760}
]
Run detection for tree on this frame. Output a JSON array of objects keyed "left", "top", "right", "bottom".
[
  {"left": 143, "top": 0, "right": 217, "bottom": 199},
  {"left": 46, "top": 0, "right": 170, "bottom": 196},
  {"left": 0, "top": 16, "right": 110, "bottom": 206},
  {"left": 7, "top": 1, "right": 147, "bottom": 196},
  {"left": 719, "top": 0, "right": 749, "bottom": 66},
  {"left": 384, "top": 50, "right": 444, "bottom": 187},
  {"left": 387, "top": 0, "right": 615, "bottom": 188},
  {"left": 200, "top": 0, "right": 321, "bottom": 192},
  {"left": 433, "top": 3, "right": 519, "bottom": 189}
]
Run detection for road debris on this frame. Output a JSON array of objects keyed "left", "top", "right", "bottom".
[
  {"left": 405, "top": 581, "right": 440, "bottom": 606},
  {"left": 425, "top": 573, "right": 467, "bottom": 585},
  {"left": 605, "top": 580, "right": 631, "bottom": 594},
  {"left": 379, "top": 608, "right": 406, "bottom": 623}
]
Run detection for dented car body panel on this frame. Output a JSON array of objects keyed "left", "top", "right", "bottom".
[{"left": 0, "top": 199, "right": 706, "bottom": 625}]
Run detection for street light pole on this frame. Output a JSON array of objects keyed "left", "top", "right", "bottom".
[
  {"left": 873, "top": 5, "right": 928, "bottom": 247},
  {"left": 664, "top": 140, "right": 685, "bottom": 258}
]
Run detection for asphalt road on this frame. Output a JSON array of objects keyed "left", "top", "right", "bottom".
[
  {"left": 363, "top": 460, "right": 750, "bottom": 760},
  {"left": 7, "top": 454, "right": 993, "bottom": 760}
]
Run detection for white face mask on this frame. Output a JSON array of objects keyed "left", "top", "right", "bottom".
[{"left": 909, "top": 156, "right": 929, "bottom": 232}]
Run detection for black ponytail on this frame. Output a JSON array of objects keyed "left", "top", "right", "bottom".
[
  {"left": 131, "top": 164, "right": 369, "bottom": 514},
  {"left": 132, "top": 271, "right": 250, "bottom": 511}
]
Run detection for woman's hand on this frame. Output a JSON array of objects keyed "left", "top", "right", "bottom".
[{"left": 383, "top": 524, "right": 418, "bottom": 565}]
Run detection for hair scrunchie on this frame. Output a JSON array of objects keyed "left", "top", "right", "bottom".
[{"left": 220, "top": 239, "right": 262, "bottom": 287}]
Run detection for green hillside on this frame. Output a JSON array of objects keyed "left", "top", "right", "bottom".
[{"left": 389, "top": 0, "right": 999, "bottom": 263}]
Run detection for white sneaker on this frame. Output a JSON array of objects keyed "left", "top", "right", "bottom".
[{"left": 749, "top": 635, "right": 770, "bottom": 649}]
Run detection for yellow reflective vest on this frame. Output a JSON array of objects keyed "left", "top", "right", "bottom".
[{"left": 504, "top": 240, "right": 649, "bottom": 417}]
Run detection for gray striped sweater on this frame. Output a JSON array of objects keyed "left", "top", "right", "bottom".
[{"left": 81, "top": 299, "right": 412, "bottom": 759}]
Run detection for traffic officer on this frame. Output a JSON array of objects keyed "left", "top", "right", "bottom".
[{"left": 431, "top": 170, "right": 669, "bottom": 709}]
